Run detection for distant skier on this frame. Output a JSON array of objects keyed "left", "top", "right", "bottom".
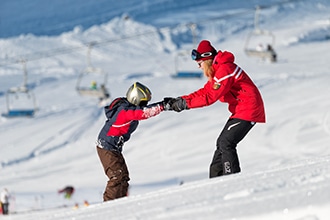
[
  {"left": 58, "top": 186, "right": 75, "bottom": 199},
  {"left": 96, "top": 82, "right": 170, "bottom": 201},
  {"left": 166, "top": 40, "right": 266, "bottom": 178},
  {"left": 0, "top": 188, "right": 10, "bottom": 215}
]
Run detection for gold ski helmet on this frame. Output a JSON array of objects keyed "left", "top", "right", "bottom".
[{"left": 126, "top": 82, "right": 152, "bottom": 106}]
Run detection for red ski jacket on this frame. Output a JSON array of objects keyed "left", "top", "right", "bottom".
[
  {"left": 97, "top": 98, "right": 164, "bottom": 152},
  {"left": 181, "top": 51, "right": 265, "bottom": 123}
]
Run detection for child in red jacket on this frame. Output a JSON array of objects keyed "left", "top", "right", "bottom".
[
  {"left": 96, "top": 82, "right": 169, "bottom": 201},
  {"left": 168, "top": 40, "right": 266, "bottom": 177}
]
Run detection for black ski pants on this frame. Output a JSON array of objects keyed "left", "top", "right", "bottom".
[{"left": 209, "top": 118, "right": 255, "bottom": 178}]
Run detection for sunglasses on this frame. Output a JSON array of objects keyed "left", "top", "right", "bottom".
[{"left": 191, "top": 49, "right": 214, "bottom": 61}]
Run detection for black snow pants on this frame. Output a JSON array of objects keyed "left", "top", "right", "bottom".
[{"left": 209, "top": 118, "right": 255, "bottom": 178}]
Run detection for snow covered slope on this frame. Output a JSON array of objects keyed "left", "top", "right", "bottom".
[{"left": 4, "top": 155, "right": 330, "bottom": 220}]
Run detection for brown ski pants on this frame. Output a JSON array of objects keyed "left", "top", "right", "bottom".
[{"left": 96, "top": 146, "right": 130, "bottom": 201}]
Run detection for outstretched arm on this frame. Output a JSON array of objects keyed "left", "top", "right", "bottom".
[{"left": 124, "top": 98, "right": 172, "bottom": 120}]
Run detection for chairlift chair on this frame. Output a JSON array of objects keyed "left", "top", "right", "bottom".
[
  {"left": 244, "top": 29, "right": 276, "bottom": 62},
  {"left": 75, "top": 42, "right": 110, "bottom": 101},
  {"left": 244, "top": 6, "right": 277, "bottom": 62},
  {"left": 1, "top": 61, "right": 38, "bottom": 118},
  {"left": 75, "top": 66, "right": 110, "bottom": 100},
  {"left": 172, "top": 50, "right": 202, "bottom": 79},
  {"left": 1, "top": 86, "right": 37, "bottom": 117}
]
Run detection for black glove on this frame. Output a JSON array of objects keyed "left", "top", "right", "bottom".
[
  {"left": 169, "top": 97, "right": 188, "bottom": 112},
  {"left": 162, "top": 97, "right": 175, "bottom": 111}
]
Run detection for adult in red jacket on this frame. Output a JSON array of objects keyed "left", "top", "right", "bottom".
[{"left": 169, "top": 40, "right": 265, "bottom": 178}]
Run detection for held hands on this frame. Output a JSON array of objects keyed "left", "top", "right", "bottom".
[
  {"left": 162, "top": 97, "right": 174, "bottom": 111},
  {"left": 171, "top": 97, "right": 188, "bottom": 112},
  {"left": 162, "top": 97, "right": 188, "bottom": 112}
]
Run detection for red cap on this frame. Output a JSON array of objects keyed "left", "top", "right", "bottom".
[{"left": 196, "top": 40, "right": 217, "bottom": 61}]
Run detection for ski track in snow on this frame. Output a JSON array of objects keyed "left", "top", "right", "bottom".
[{"left": 1, "top": 99, "right": 103, "bottom": 168}]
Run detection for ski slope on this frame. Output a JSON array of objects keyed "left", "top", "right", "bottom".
[{"left": 1, "top": 0, "right": 330, "bottom": 219}]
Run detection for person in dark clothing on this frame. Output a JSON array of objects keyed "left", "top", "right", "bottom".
[
  {"left": 0, "top": 188, "right": 10, "bottom": 215},
  {"left": 58, "top": 186, "right": 75, "bottom": 199},
  {"left": 266, "top": 44, "right": 277, "bottom": 62},
  {"left": 96, "top": 82, "right": 170, "bottom": 201},
  {"left": 167, "top": 40, "right": 266, "bottom": 178}
]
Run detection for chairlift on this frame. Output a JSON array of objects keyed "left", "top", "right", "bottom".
[
  {"left": 244, "top": 6, "right": 277, "bottom": 62},
  {"left": 171, "top": 50, "right": 203, "bottom": 79},
  {"left": 76, "top": 43, "right": 110, "bottom": 101},
  {"left": 1, "top": 61, "right": 38, "bottom": 118}
]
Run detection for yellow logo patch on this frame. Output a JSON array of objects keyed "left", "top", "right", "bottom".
[{"left": 213, "top": 82, "right": 221, "bottom": 90}]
